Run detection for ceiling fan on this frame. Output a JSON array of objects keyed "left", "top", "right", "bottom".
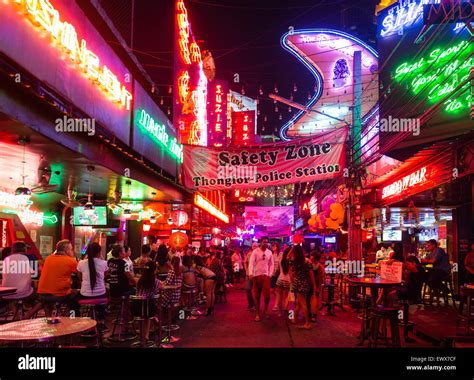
[{"left": 60, "top": 185, "right": 80, "bottom": 207}]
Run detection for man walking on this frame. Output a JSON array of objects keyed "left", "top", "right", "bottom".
[{"left": 248, "top": 237, "right": 274, "bottom": 322}]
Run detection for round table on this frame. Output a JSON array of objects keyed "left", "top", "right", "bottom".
[
  {"left": 0, "top": 287, "right": 17, "bottom": 297},
  {"left": 0, "top": 317, "right": 96, "bottom": 344},
  {"left": 348, "top": 277, "right": 401, "bottom": 345}
]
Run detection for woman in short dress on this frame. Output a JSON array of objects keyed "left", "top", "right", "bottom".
[
  {"left": 160, "top": 256, "right": 183, "bottom": 327},
  {"left": 275, "top": 247, "right": 291, "bottom": 316},
  {"left": 289, "top": 245, "right": 317, "bottom": 330}
]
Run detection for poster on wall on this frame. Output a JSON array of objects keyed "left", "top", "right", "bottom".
[
  {"left": 183, "top": 128, "right": 347, "bottom": 190},
  {"left": 39, "top": 236, "right": 53, "bottom": 257}
]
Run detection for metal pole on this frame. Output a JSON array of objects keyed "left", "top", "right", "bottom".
[{"left": 349, "top": 51, "right": 362, "bottom": 261}]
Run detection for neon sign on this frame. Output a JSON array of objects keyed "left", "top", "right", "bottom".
[
  {"left": 136, "top": 109, "right": 183, "bottom": 163},
  {"left": 11, "top": 0, "right": 132, "bottom": 110},
  {"left": 1, "top": 220, "right": 8, "bottom": 247},
  {"left": 0, "top": 191, "right": 32, "bottom": 209},
  {"left": 379, "top": 0, "right": 427, "bottom": 37},
  {"left": 214, "top": 85, "right": 223, "bottom": 133},
  {"left": 194, "top": 193, "right": 229, "bottom": 223},
  {"left": 382, "top": 166, "right": 428, "bottom": 199},
  {"left": 279, "top": 29, "right": 378, "bottom": 140},
  {"left": 0, "top": 190, "right": 47, "bottom": 227},
  {"left": 393, "top": 39, "right": 472, "bottom": 113},
  {"left": 177, "top": 0, "right": 198, "bottom": 65}
]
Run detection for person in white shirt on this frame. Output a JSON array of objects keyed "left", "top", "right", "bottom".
[
  {"left": 248, "top": 237, "right": 274, "bottom": 322},
  {"left": 123, "top": 245, "right": 134, "bottom": 277},
  {"left": 77, "top": 242, "right": 108, "bottom": 329},
  {"left": 376, "top": 245, "right": 387, "bottom": 262},
  {"left": 1, "top": 242, "right": 43, "bottom": 319}
]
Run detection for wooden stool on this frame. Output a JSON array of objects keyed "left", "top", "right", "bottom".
[
  {"left": 456, "top": 286, "right": 474, "bottom": 335},
  {"left": 369, "top": 305, "right": 401, "bottom": 348}
]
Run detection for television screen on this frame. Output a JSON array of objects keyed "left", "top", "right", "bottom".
[
  {"left": 383, "top": 230, "right": 402, "bottom": 241},
  {"left": 324, "top": 236, "right": 336, "bottom": 244},
  {"left": 73, "top": 206, "right": 107, "bottom": 226},
  {"left": 418, "top": 229, "right": 438, "bottom": 242}
]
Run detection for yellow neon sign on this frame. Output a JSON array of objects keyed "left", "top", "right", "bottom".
[
  {"left": 194, "top": 193, "right": 229, "bottom": 223},
  {"left": 11, "top": 0, "right": 132, "bottom": 110}
]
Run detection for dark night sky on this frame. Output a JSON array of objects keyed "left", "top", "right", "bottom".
[{"left": 100, "top": 0, "right": 378, "bottom": 136}]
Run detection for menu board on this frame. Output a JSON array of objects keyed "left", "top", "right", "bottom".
[{"left": 380, "top": 261, "right": 403, "bottom": 283}]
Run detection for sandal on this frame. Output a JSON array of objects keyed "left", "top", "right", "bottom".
[
  {"left": 254, "top": 316, "right": 261, "bottom": 322},
  {"left": 298, "top": 324, "right": 312, "bottom": 330}
]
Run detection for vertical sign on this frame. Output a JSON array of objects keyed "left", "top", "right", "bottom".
[
  {"left": 228, "top": 90, "right": 257, "bottom": 146},
  {"left": 207, "top": 80, "right": 229, "bottom": 147},
  {"left": 174, "top": 0, "right": 208, "bottom": 146},
  {"left": 232, "top": 111, "right": 256, "bottom": 146}
]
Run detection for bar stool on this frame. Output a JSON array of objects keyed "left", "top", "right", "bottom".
[
  {"left": 108, "top": 296, "right": 137, "bottom": 342},
  {"left": 79, "top": 298, "right": 108, "bottom": 346},
  {"left": 161, "top": 302, "right": 181, "bottom": 348},
  {"left": 130, "top": 295, "right": 159, "bottom": 348},
  {"left": 423, "top": 276, "right": 455, "bottom": 307},
  {"left": 369, "top": 305, "right": 401, "bottom": 347},
  {"left": 456, "top": 286, "right": 474, "bottom": 335},
  {"left": 182, "top": 286, "right": 200, "bottom": 319},
  {"left": 9, "top": 299, "right": 26, "bottom": 321}
]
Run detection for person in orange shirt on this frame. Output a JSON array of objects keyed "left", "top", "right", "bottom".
[{"left": 37, "top": 240, "right": 79, "bottom": 317}]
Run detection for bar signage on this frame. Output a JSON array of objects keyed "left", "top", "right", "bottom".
[
  {"left": 10, "top": 0, "right": 132, "bottom": 110},
  {"left": 194, "top": 193, "right": 229, "bottom": 223},
  {"left": 381, "top": 166, "right": 427, "bottom": 199},
  {"left": 136, "top": 109, "right": 183, "bottom": 163}
]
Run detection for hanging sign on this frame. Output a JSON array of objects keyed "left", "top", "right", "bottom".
[{"left": 183, "top": 128, "right": 347, "bottom": 190}]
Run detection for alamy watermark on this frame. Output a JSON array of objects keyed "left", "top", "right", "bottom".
[
  {"left": 55, "top": 116, "right": 95, "bottom": 136},
  {"left": 0, "top": 260, "right": 39, "bottom": 278},
  {"left": 325, "top": 259, "right": 365, "bottom": 277},
  {"left": 217, "top": 165, "right": 257, "bottom": 184},
  {"left": 380, "top": 115, "right": 420, "bottom": 136}
]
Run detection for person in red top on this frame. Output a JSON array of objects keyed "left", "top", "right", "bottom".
[{"left": 37, "top": 240, "right": 79, "bottom": 317}]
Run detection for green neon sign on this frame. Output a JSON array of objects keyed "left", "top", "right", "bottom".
[
  {"left": 393, "top": 39, "right": 472, "bottom": 113},
  {"left": 43, "top": 213, "right": 58, "bottom": 225},
  {"left": 135, "top": 108, "right": 183, "bottom": 163}
]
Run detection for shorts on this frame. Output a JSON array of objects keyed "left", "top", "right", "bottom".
[
  {"left": 276, "top": 279, "right": 290, "bottom": 289},
  {"left": 252, "top": 275, "right": 271, "bottom": 298}
]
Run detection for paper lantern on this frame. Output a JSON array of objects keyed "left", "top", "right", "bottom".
[
  {"left": 292, "top": 232, "right": 304, "bottom": 244},
  {"left": 172, "top": 210, "right": 188, "bottom": 227},
  {"left": 169, "top": 231, "right": 188, "bottom": 248}
]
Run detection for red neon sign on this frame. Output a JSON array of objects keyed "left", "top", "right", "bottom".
[
  {"left": 382, "top": 166, "right": 428, "bottom": 200},
  {"left": 232, "top": 110, "right": 255, "bottom": 146},
  {"left": 207, "top": 80, "right": 228, "bottom": 147},
  {"left": 11, "top": 0, "right": 132, "bottom": 110}
]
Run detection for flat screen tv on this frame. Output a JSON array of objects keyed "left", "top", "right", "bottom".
[
  {"left": 73, "top": 206, "right": 107, "bottom": 226},
  {"left": 324, "top": 236, "right": 336, "bottom": 244},
  {"left": 382, "top": 230, "right": 402, "bottom": 241}
]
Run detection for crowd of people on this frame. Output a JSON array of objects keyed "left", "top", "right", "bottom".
[{"left": 1, "top": 235, "right": 473, "bottom": 340}]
